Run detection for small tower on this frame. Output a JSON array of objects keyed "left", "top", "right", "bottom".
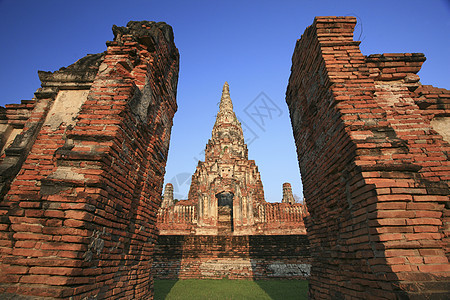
[
  {"left": 161, "top": 183, "right": 174, "bottom": 208},
  {"left": 282, "top": 182, "right": 295, "bottom": 204}
]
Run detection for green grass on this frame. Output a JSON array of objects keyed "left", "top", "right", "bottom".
[{"left": 154, "top": 279, "right": 308, "bottom": 300}]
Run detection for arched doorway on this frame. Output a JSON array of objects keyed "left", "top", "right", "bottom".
[{"left": 216, "top": 191, "right": 234, "bottom": 234}]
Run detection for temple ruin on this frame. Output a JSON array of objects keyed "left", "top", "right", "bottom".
[
  {"left": 0, "top": 16, "right": 448, "bottom": 300},
  {"left": 287, "top": 17, "right": 449, "bottom": 299},
  {"left": 0, "top": 21, "right": 179, "bottom": 299},
  {"left": 157, "top": 82, "right": 307, "bottom": 236},
  {"left": 152, "top": 83, "right": 310, "bottom": 280}
]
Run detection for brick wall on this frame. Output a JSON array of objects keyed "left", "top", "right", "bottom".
[
  {"left": 0, "top": 21, "right": 179, "bottom": 299},
  {"left": 286, "top": 16, "right": 449, "bottom": 299},
  {"left": 152, "top": 235, "right": 311, "bottom": 280},
  {"left": 157, "top": 201, "right": 307, "bottom": 235}
]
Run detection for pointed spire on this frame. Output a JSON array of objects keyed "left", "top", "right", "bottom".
[
  {"left": 219, "top": 81, "right": 233, "bottom": 112},
  {"left": 211, "top": 81, "right": 244, "bottom": 143},
  {"left": 223, "top": 81, "right": 230, "bottom": 95}
]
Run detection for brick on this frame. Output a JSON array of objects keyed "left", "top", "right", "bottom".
[
  {"left": 63, "top": 219, "right": 86, "bottom": 228},
  {"left": 12, "top": 232, "right": 51, "bottom": 241},
  {"left": 10, "top": 224, "right": 43, "bottom": 233},
  {"left": 369, "top": 218, "right": 406, "bottom": 226},
  {"left": 390, "top": 264, "right": 412, "bottom": 272},
  {"left": 406, "top": 218, "right": 442, "bottom": 226},
  {"left": 385, "top": 249, "right": 417, "bottom": 257},
  {"left": 377, "top": 195, "right": 413, "bottom": 201},
  {"left": 423, "top": 256, "right": 448, "bottom": 264},
  {"left": 418, "top": 264, "right": 450, "bottom": 273},
  {"left": 413, "top": 195, "right": 448, "bottom": 201},
  {"left": 2, "top": 265, "right": 29, "bottom": 274},
  {"left": 413, "top": 226, "right": 439, "bottom": 233},
  {"left": 376, "top": 202, "right": 406, "bottom": 210},
  {"left": 419, "top": 249, "right": 446, "bottom": 256},
  {"left": 44, "top": 210, "right": 65, "bottom": 218},
  {"left": 377, "top": 233, "right": 403, "bottom": 241},
  {"left": 19, "top": 275, "right": 70, "bottom": 286},
  {"left": 375, "top": 210, "right": 414, "bottom": 218},
  {"left": 14, "top": 240, "right": 37, "bottom": 248},
  {"left": 414, "top": 211, "right": 442, "bottom": 218},
  {"left": 405, "top": 233, "right": 441, "bottom": 241},
  {"left": 64, "top": 210, "right": 94, "bottom": 221},
  {"left": 385, "top": 257, "right": 406, "bottom": 264},
  {"left": 407, "top": 202, "right": 444, "bottom": 210},
  {"left": 29, "top": 266, "right": 79, "bottom": 276}
]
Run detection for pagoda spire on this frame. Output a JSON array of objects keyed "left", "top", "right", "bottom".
[
  {"left": 211, "top": 82, "right": 244, "bottom": 142},
  {"left": 200, "top": 82, "right": 248, "bottom": 162},
  {"left": 219, "top": 81, "right": 233, "bottom": 112}
]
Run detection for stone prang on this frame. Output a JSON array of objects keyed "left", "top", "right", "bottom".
[{"left": 157, "top": 82, "right": 307, "bottom": 236}]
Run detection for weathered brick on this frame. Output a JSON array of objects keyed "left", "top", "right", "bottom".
[
  {"left": 286, "top": 16, "right": 450, "bottom": 299},
  {"left": 418, "top": 264, "right": 450, "bottom": 273},
  {"left": 0, "top": 20, "right": 179, "bottom": 299},
  {"left": 406, "top": 218, "right": 442, "bottom": 226},
  {"left": 153, "top": 235, "right": 311, "bottom": 280}
]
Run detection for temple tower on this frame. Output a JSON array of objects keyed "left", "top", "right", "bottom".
[
  {"left": 282, "top": 182, "right": 295, "bottom": 204},
  {"left": 188, "top": 82, "right": 265, "bottom": 235},
  {"left": 162, "top": 183, "right": 174, "bottom": 208},
  {"left": 158, "top": 82, "right": 306, "bottom": 236}
]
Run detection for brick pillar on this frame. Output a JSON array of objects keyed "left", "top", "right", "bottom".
[
  {"left": 0, "top": 21, "right": 179, "bottom": 299},
  {"left": 286, "top": 16, "right": 449, "bottom": 299}
]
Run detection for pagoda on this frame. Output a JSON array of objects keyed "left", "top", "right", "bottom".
[{"left": 158, "top": 82, "right": 306, "bottom": 235}]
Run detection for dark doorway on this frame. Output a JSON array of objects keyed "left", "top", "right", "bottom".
[{"left": 216, "top": 192, "right": 234, "bottom": 234}]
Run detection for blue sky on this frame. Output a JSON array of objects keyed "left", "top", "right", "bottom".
[{"left": 0, "top": 0, "right": 449, "bottom": 202}]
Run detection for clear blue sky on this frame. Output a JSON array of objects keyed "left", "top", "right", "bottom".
[{"left": 0, "top": 0, "right": 449, "bottom": 202}]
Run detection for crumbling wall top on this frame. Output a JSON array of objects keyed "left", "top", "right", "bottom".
[
  {"left": 38, "top": 53, "right": 105, "bottom": 89},
  {"left": 112, "top": 21, "right": 176, "bottom": 55}
]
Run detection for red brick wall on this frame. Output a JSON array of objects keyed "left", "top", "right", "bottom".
[
  {"left": 0, "top": 21, "right": 179, "bottom": 299},
  {"left": 286, "top": 16, "right": 449, "bottom": 299},
  {"left": 153, "top": 235, "right": 311, "bottom": 280},
  {"left": 156, "top": 201, "right": 307, "bottom": 235}
]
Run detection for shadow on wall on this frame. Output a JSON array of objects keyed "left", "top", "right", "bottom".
[
  {"left": 152, "top": 235, "right": 183, "bottom": 279},
  {"left": 249, "top": 235, "right": 310, "bottom": 299},
  {"left": 153, "top": 235, "right": 311, "bottom": 281},
  {"left": 152, "top": 234, "right": 181, "bottom": 298}
]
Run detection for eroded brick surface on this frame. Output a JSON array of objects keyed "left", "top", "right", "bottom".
[
  {"left": 0, "top": 21, "right": 179, "bottom": 299},
  {"left": 152, "top": 235, "right": 311, "bottom": 280},
  {"left": 286, "top": 16, "right": 449, "bottom": 299}
]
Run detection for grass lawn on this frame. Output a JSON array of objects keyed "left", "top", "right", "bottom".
[{"left": 154, "top": 279, "right": 308, "bottom": 300}]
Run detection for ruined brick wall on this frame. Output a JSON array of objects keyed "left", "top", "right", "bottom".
[
  {"left": 413, "top": 85, "right": 450, "bottom": 146},
  {"left": 286, "top": 16, "right": 449, "bottom": 299},
  {"left": 152, "top": 235, "right": 311, "bottom": 280},
  {"left": 0, "top": 100, "right": 36, "bottom": 157},
  {"left": 157, "top": 201, "right": 307, "bottom": 235},
  {"left": 157, "top": 203, "right": 197, "bottom": 235},
  {"left": 254, "top": 202, "right": 307, "bottom": 235},
  {"left": 0, "top": 21, "right": 179, "bottom": 299}
]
